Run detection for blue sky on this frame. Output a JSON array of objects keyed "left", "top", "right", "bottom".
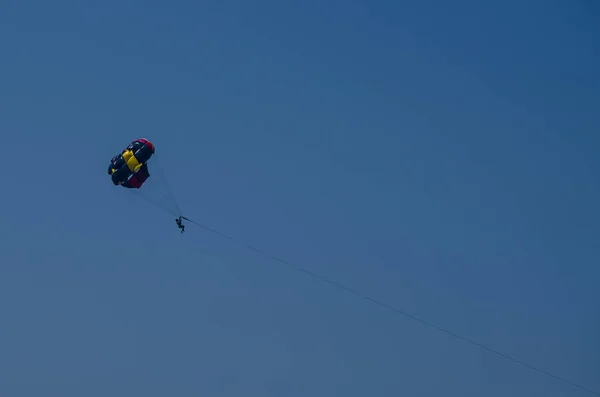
[{"left": 1, "top": 0, "right": 598, "bottom": 396}]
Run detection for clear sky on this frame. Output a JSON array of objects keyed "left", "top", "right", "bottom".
[{"left": 1, "top": 1, "right": 598, "bottom": 396}]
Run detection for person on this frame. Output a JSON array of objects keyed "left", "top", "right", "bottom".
[{"left": 175, "top": 216, "right": 185, "bottom": 233}]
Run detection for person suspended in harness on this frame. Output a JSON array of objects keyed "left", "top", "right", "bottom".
[{"left": 175, "top": 216, "right": 185, "bottom": 233}]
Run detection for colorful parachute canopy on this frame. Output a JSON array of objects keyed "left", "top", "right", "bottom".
[{"left": 108, "top": 138, "right": 155, "bottom": 189}]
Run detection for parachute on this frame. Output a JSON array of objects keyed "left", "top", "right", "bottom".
[
  {"left": 108, "top": 138, "right": 155, "bottom": 189},
  {"left": 108, "top": 138, "right": 182, "bottom": 218}
]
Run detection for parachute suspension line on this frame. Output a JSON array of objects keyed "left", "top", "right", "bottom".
[
  {"left": 151, "top": 151, "right": 183, "bottom": 216},
  {"left": 129, "top": 189, "right": 179, "bottom": 218},
  {"left": 177, "top": 215, "right": 599, "bottom": 397},
  {"left": 128, "top": 152, "right": 183, "bottom": 218}
]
